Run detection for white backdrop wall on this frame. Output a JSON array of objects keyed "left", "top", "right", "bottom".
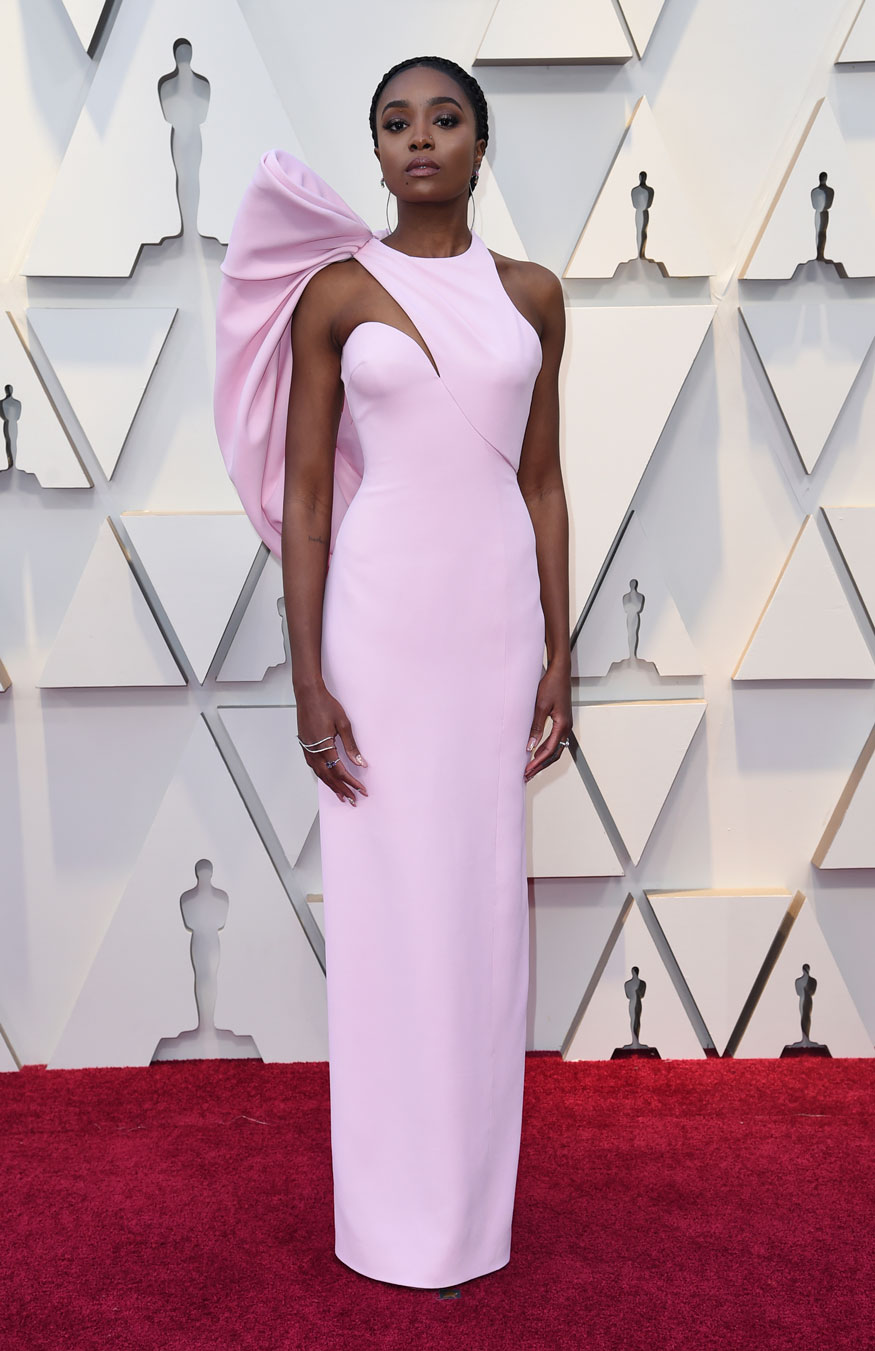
[{"left": 2, "top": 0, "right": 875, "bottom": 1069}]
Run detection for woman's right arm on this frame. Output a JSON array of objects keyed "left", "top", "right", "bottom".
[{"left": 282, "top": 267, "right": 368, "bottom": 806}]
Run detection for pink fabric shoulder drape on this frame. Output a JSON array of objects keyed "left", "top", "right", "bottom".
[{"left": 214, "top": 149, "right": 371, "bottom": 561}]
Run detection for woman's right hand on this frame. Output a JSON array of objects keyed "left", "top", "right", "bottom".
[{"left": 296, "top": 683, "right": 368, "bottom": 805}]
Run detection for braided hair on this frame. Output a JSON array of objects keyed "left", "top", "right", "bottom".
[{"left": 369, "top": 55, "right": 489, "bottom": 193}]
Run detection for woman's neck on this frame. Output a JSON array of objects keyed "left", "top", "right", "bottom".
[{"left": 382, "top": 201, "right": 473, "bottom": 258}]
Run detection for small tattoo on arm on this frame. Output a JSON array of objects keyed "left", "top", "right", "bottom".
[{"left": 308, "top": 534, "right": 327, "bottom": 544}]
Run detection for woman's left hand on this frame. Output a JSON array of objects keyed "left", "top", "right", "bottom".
[{"left": 524, "top": 662, "right": 573, "bottom": 782}]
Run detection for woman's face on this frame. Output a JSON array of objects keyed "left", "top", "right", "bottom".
[{"left": 373, "top": 65, "right": 484, "bottom": 204}]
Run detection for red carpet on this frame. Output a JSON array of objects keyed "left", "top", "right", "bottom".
[{"left": 1, "top": 1053, "right": 872, "bottom": 1350}]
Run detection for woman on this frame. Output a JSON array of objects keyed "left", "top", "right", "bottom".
[{"left": 214, "top": 55, "right": 572, "bottom": 1290}]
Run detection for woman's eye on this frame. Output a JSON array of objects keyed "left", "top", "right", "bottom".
[{"left": 382, "top": 114, "right": 459, "bottom": 133}]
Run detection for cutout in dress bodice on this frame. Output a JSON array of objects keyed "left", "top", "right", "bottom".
[
  {"left": 341, "top": 321, "right": 441, "bottom": 385},
  {"left": 342, "top": 255, "right": 442, "bottom": 378}
]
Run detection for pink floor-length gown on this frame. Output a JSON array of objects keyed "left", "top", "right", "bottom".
[{"left": 214, "top": 151, "right": 545, "bottom": 1288}]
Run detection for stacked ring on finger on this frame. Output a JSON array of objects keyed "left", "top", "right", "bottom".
[
  {"left": 559, "top": 738, "right": 570, "bottom": 748},
  {"left": 297, "top": 733, "right": 336, "bottom": 752},
  {"left": 325, "top": 757, "right": 340, "bottom": 769},
  {"left": 298, "top": 736, "right": 337, "bottom": 765}
]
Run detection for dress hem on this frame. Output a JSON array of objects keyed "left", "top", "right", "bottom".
[{"left": 332, "top": 1245, "right": 512, "bottom": 1289}]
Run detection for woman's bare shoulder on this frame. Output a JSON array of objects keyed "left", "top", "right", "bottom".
[
  {"left": 489, "top": 250, "right": 565, "bottom": 333},
  {"left": 296, "top": 256, "right": 363, "bottom": 320},
  {"left": 491, "top": 250, "right": 560, "bottom": 288}
]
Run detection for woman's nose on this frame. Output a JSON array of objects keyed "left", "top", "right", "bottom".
[{"left": 408, "top": 127, "right": 434, "bottom": 150}]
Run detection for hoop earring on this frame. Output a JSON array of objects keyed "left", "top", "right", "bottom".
[
  {"left": 385, "top": 185, "right": 397, "bottom": 234},
  {"left": 467, "top": 186, "right": 476, "bottom": 233}
]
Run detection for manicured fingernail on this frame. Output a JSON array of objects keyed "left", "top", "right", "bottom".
[
  {"left": 527, "top": 737, "right": 537, "bottom": 752},
  {"left": 355, "top": 754, "right": 367, "bottom": 766}
]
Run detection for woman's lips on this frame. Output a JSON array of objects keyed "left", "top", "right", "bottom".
[{"left": 405, "top": 161, "right": 440, "bottom": 176}]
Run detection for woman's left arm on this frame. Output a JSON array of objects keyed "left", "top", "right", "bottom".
[{"left": 516, "top": 266, "right": 572, "bottom": 782}]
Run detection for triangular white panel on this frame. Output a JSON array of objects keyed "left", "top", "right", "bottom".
[
  {"left": 576, "top": 701, "right": 706, "bottom": 865},
  {"left": 573, "top": 512, "right": 702, "bottom": 677},
  {"left": 824, "top": 507, "right": 875, "bottom": 631},
  {"left": 50, "top": 717, "right": 328, "bottom": 1069},
  {"left": 28, "top": 308, "right": 177, "bottom": 479},
  {"left": 216, "top": 706, "right": 318, "bottom": 870},
  {"left": 474, "top": 157, "right": 528, "bottom": 259},
  {"left": 565, "top": 97, "right": 715, "bottom": 278},
  {"left": 742, "top": 99, "right": 875, "bottom": 279},
  {"left": 564, "top": 896, "right": 706, "bottom": 1060},
  {"left": 813, "top": 723, "right": 875, "bottom": 868},
  {"left": 25, "top": 0, "right": 305, "bottom": 276},
  {"left": 526, "top": 745, "right": 622, "bottom": 878},
  {"left": 647, "top": 890, "right": 795, "bottom": 1055},
  {"left": 39, "top": 518, "right": 184, "bottom": 688},
  {"left": 0, "top": 314, "right": 89, "bottom": 487},
  {"left": 733, "top": 516, "right": 875, "bottom": 680},
  {"left": 618, "top": 0, "right": 668, "bottom": 57},
  {"left": 734, "top": 898, "right": 874, "bottom": 1058},
  {"left": 123, "top": 513, "right": 261, "bottom": 683},
  {"left": 837, "top": 0, "right": 875, "bottom": 62},
  {"left": 60, "top": 0, "right": 109, "bottom": 54},
  {"left": 217, "top": 552, "right": 287, "bottom": 682},
  {"left": 740, "top": 302, "right": 875, "bottom": 473},
  {"left": 474, "top": 0, "right": 633, "bottom": 64},
  {"left": 561, "top": 305, "right": 715, "bottom": 627}
]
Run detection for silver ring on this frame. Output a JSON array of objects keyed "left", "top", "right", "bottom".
[
  {"left": 559, "top": 739, "right": 570, "bottom": 748},
  {"left": 298, "top": 735, "right": 336, "bottom": 751},
  {"left": 325, "top": 757, "right": 340, "bottom": 769}
]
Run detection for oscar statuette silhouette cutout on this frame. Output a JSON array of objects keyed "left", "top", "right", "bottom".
[
  {"left": 810, "top": 172, "right": 835, "bottom": 265},
  {"left": 1, "top": 384, "right": 22, "bottom": 470},
  {"left": 631, "top": 171, "right": 655, "bottom": 260},
  {"left": 780, "top": 963, "right": 831, "bottom": 1058},
  {"left": 607, "top": 579, "right": 659, "bottom": 675},
  {"left": 157, "top": 37, "right": 211, "bottom": 240},
  {"left": 612, "top": 965, "right": 661, "bottom": 1059},
  {"left": 153, "top": 859, "right": 260, "bottom": 1061}
]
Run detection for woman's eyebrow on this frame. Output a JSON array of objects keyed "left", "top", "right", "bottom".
[{"left": 380, "top": 95, "right": 464, "bottom": 115}]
